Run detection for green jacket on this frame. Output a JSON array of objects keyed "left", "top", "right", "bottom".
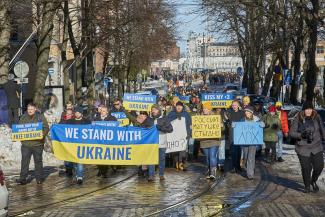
[
  {"left": 262, "top": 113, "right": 281, "bottom": 142},
  {"left": 18, "top": 113, "right": 49, "bottom": 147}
]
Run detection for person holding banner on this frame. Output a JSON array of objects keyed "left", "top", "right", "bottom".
[
  {"left": 93, "top": 106, "right": 118, "bottom": 178},
  {"left": 199, "top": 102, "right": 223, "bottom": 179},
  {"left": 16, "top": 103, "right": 49, "bottom": 185},
  {"left": 167, "top": 101, "right": 192, "bottom": 171},
  {"left": 240, "top": 106, "right": 263, "bottom": 180},
  {"left": 148, "top": 104, "right": 173, "bottom": 181},
  {"left": 224, "top": 100, "right": 245, "bottom": 174},
  {"left": 66, "top": 107, "right": 91, "bottom": 184}
]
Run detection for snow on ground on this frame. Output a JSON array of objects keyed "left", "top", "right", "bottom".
[
  {"left": 273, "top": 144, "right": 325, "bottom": 191},
  {"left": 0, "top": 125, "right": 61, "bottom": 174}
]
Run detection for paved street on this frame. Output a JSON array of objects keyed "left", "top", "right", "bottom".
[{"left": 6, "top": 145, "right": 325, "bottom": 217}]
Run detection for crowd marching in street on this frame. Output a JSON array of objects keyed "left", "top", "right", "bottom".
[{"left": 11, "top": 78, "right": 325, "bottom": 195}]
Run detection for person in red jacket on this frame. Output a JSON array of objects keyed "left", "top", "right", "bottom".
[{"left": 275, "top": 102, "right": 289, "bottom": 162}]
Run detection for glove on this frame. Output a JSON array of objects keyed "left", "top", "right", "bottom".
[
  {"left": 259, "top": 122, "right": 265, "bottom": 128},
  {"left": 271, "top": 124, "right": 278, "bottom": 129},
  {"left": 231, "top": 122, "right": 236, "bottom": 128}
]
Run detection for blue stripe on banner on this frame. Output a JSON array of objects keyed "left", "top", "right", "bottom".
[
  {"left": 50, "top": 124, "right": 159, "bottom": 145},
  {"left": 201, "top": 93, "right": 234, "bottom": 101},
  {"left": 123, "top": 93, "right": 156, "bottom": 103}
]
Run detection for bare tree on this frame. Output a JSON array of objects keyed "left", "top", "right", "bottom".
[{"left": 0, "top": 0, "right": 11, "bottom": 84}]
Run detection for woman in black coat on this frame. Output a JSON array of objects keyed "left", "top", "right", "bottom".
[{"left": 289, "top": 102, "right": 325, "bottom": 193}]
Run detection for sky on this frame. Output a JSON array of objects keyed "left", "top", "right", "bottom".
[{"left": 173, "top": 0, "right": 206, "bottom": 55}]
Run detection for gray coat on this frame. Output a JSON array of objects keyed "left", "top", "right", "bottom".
[{"left": 289, "top": 111, "right": 325, "bottom": 157}]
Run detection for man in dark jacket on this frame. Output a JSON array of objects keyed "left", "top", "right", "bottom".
[
  {"left": 1, "top": 79, "right": 21, "bottom": 126},
  {"left": 148, "top": 104, "right": 173, "bottom": 181},
  {"left": 167, "top": 101, "right": 192, "bottom": 171},
  {"left": 111, "top": 98, "right": 125, "bottom": 113},
  {"left": 224, "top": 100, "right": 245, "bottom": 173},
  {"left": 16, "top": 103, "right": 49, "bottom": 185},
  {"left": 93, "top": 105, "right": 117, "bottom": 178},
  {"left": 66, "top": 107, "right": 91, "bottom": 184}
]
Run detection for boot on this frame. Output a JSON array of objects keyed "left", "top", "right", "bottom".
[
  {"left": 175, "top": 162, "right": 179, "bottom": 170},
  {"left": 209, "top": 167, "right": 217, "bottom": 180}
]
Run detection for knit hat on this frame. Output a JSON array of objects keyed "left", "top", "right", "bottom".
[
  {"left": 202, "top": 102, "right": 212, "bottom": 111},
  {"left": 74, "top": 106, "right": 83, "bottom": 114},
  {"left": 244, "top": 105, "right": 254, "bottom": 114},
  {"left": 243, "top": 96, "right": 251, "bottom": 105},
  {"left": 302, "top": 101, "right": 314, "bottom": 110},
  {"left": 176, "top": 101, "right": 184, "bottom": 107},
  {"left": 268, "top": 105, "right": 276, "bottom": 113},
  {"left": 275, "top": 101, "right": 282, "bottom": 108}
]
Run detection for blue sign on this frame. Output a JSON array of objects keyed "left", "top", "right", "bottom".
[
  {"left": 179, "top": 95, "right": 190, "bottom": 103},
  {"left": 233, "top": 122, "right": 263, "bottom": 145},
  {"left": 12, "top": 122, "right": 43, "bottom": 141},
  {"left": 237, "top": 67, "right": 243, "bottom": 76},
  {"left": 92, "top": 121, "right": 120, "bottom": 127}
]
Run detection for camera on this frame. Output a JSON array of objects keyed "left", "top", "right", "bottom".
[{"left": 306, "top": 131, "right": 314, "bottom": 144}]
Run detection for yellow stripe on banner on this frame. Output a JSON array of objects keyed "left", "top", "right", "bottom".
[
  {"left": 118, "top": 118, "right": 130, "bottom": 126},
  {"left": 52, "top": 141, "right": 159, "bottom": 165},
  {"left": 205, "top": 100, "right": 233, "bottom": 108},
  {"left": 123, "top": 101, "right": 153, "bottom": 112},
  {"left": 12, "top": 131, "right": 43, "bottom": 141}
]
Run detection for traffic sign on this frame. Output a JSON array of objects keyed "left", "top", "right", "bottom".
[
  {"left": 104, "top": 77, "right": 113, "bottom": 88},
  {"left": 14, "top": 77, "right": 29, "bottom": 84},
  {"left": 14, "top": 61, "right": 29, "bottom": 78},
  {"left": 48, "top": 68, "right": 55, "bottom": 75}
]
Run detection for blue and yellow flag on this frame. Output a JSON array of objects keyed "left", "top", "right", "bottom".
[
  {"left": 123, "top": 93, "right": 156, "bottom": 112},
  {"left": 111, "top": 112, "right": 130, "bottom": 126},
  {"left": 12, "top": 122, "right": 43, "bottom": 141},
  {"left": 201, "top": 93, "right": 234, "bottom": 108},
  {"left": 50, "top": 124, "right": 159, "bottom": 165}
]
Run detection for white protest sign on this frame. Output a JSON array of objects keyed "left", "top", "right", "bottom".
[{"left": 166, "top": 117, "right": 187, "bottom": 153}]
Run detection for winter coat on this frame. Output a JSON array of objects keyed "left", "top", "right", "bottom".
[
  {"left": 18, "top": 113, "right": 50, "bottom": 147},
  {"left": 224, "top": 109, "right": 245, "bottom": 144},
  {"left": 167, "top": 109, "right": 192, "bottom": 137},
  {"left": 66, "top": 118, "right": 91, "bottom": 125},
  {"left": 93, "top": 115, "right": 117, "bottom": 122},
  {"left": 277, "top": 110, "right": 289, "bottom": 134},
  {"left": 152, "top": 113, "right": 173, "bottom": 148},
  {"left": 124, "top": 110, "right": 154, "bottom": 128},
  {"left": 289, "top": 110, "right": 325, "bottom": 157},
  {"left": 262, "top": 113, "right": 281, "bottom": 142}
]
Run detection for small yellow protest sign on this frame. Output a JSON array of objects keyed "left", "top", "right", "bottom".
[{"left": 192, "top": 115, "right": 221, "bottom": 139}]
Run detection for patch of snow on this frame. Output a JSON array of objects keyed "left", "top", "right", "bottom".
[{"left": 0, "top": 125, "right": 61, "bottom": 174}]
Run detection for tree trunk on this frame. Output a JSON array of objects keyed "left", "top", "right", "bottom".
[
  {"left": 62, "top": 1, "right": 70, "bottom": 104},
  {"left": 262, "top": 55, "right": 277, "bottom": 96},
  {"left": 0, "top": 0, "right": 11, "bottom": 84},
  {"left": 33, "top": 1, "right": 58, "bottom": 107},
  {"left": 304, "top": 0, "right": 319, "bottom": 104}
]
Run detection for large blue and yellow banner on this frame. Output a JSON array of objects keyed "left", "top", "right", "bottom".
[
  {"left": 111, "top": 112, "right": 130, "bottom": 126},
  {"left": 12, "top": 122, "right": 43, "bottom": 141},
  {"left": 200, "top": 93, "right": 234, "bottom": 108},
  {"left": 50, "top": 124, "right": 159, "bottom": 165},
  {"left": 123, "top": 93, "right": 156, "bottom": 111}
]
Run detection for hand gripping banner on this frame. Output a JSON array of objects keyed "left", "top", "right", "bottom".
[{"left": 51, "top": 124, "right": 159, "bottom": 165}]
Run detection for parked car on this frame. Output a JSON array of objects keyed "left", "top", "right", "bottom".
[{"left": 0, "top": 166, "right": 8, "bottom": 217}]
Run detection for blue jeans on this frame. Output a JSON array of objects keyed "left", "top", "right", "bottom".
[
  {"left": 202, "top": 146, "right": 218, "bottom": 168},
  {"left": 148, "top": 148, "right": 166, "bottom": 177},
  {"left": 65, "top": 162, "right": 84, "bottom": 178},
  {"left": 276, "top": 131, "right": 283, "bottom": 158},
  {"left": 218, "top": 140, "right": 225, "bottom": 166}
]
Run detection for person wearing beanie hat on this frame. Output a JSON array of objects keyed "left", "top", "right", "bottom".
[
  {"left": 167, "top": 98, "right": 192, "bottom": 171},
  {"left": 199, "top": 101, "right": 224, "bottom": 179},
  {"left": 241, "top": 103, "right": 263, "bottom": 180},
  {"left": 274, "top": 102, "right": 289, "bottom": 163},
  {"left": 290, "top": 102, "right": 325, "bottom": 193},
  {"left": 302, "top": 101, "right": 314, "bottom": 110},
  {"left": 242, "top": 96, "right": 251, "bottom": 108},
  {"left": 65, "top": 106, "right": 91, "bottom": 185},
  {"left": 148, "top": 104, "right": 173, "bottom": 182},
  {"left": 262, "top": 105, "right": 282, "bottom": 164}
]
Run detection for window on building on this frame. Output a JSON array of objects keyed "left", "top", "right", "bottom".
[{"left": 316, "top": 46, "right": 324, "bottom": 54}]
